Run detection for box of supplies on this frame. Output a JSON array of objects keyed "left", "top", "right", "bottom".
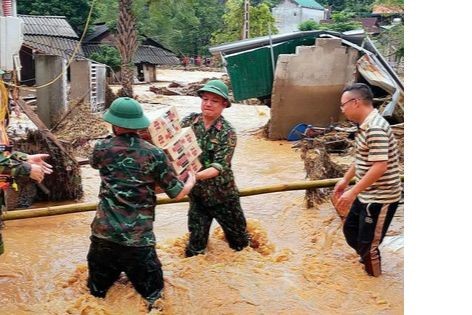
[
  {"left": 147, "top": 106, "right": 181, "bottom": 147},
  {"left": 170, "top": 152, "right": 191, "bottom": 174},
  {"left": 162, "top": 127, "right": 201, "bottom": 160},
  {"left": 188, "top": 158, "right": 202, "bottom": 173}
]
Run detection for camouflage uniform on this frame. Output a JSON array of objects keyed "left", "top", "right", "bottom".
[
  {"left": 87, "top": 133, "right": 184, "bottom": 303},
  {"left": 181, "top": 113, "right": 249, "bottom": 257},
  {"left": 0, "top": 151, "right": 31, "bottom": 256}
]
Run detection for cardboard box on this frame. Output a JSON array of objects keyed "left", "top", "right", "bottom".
[
  {"left": 170, "top": 152, "right": 191, "bottom": 174},
  {"left": 186, "top": 141, "right": 202, "bottom": 160},
  {"left": 162, "top": 135, "right": 187, "bottom": 160},
  {"left": 162, "top": 127, "right": 202, "bottom": 160},
  {"left": 148, "top": 106, "right": 181, "bottom": 147},
  {"left": 180, "top": 127, "right": 198, "bottom": 146},
  {"left": 188, "top": 158, "right": 202, "bottom": 173}
]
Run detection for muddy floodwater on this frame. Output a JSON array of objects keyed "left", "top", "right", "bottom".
[{"left": 0, "top": 70, "right": 403, "bottom": 314}]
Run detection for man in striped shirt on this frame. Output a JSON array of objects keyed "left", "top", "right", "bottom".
[{"left": 333, "top": 83, "right": 402, "bottom": 277}]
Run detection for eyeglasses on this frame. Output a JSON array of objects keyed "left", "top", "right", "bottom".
[{"left": 340, "top": 98, "right": 358, "bottom": 108}]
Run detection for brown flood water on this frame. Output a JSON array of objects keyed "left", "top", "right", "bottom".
[{"left": 0, "top": 75, "right": 403, "bottom": 314}]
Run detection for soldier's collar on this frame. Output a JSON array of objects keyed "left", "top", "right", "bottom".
[{"left": 198, "top": 114, "right": 224, "bottom": 131}]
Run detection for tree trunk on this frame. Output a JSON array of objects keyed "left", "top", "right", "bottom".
[{"left": 117, "top": 0, "right": 137, "bottom": 97}]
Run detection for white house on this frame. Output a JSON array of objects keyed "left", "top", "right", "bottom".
[{"left": 272, "top": 0, "right": 326, "bottom": 34}]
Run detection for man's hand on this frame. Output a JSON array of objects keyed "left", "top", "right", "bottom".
[
  {"left": 27, "top": 154, "right": 53, "bottom": 174},
  {"left": 29, "top": 164, "right": 45, "bottom": 183},
  {"left": 333, "top": 178, "right": 349, "bottom": 195},
  {"left": 186, "top": 172, "right": 196, "bottom": 187},
  {"left": 335, "top": 189, "right": 357, "bottom": 218}
]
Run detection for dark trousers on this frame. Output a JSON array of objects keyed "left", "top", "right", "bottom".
[
  {"left": 185, "top": 197, "right": 249, "bottom": 257},
  {"left": 87, "top": 236, "right": 164, "bottom": 304},
  {"left": 343, "top": 198, "right": 398, "bottom": 277}
]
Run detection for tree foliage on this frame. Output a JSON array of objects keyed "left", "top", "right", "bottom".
[
  {"left": 211, "top": 0, "right": 277, "bottom": 45},
  {"left": 298, "top": 11, "right": 361, "bottom": 32},
  {"left": 17, "top": 0, "right": 98, "bottom": 35},
  {"left": 89, "top": 46, "right": 121, "bottom": 71},
  {"left": 299, "top": 20, "right": 322, "bottom": 31},
  {"left": 374, "top": 0, "right": 403, "bottom": 6},
  {"left": 95, "top": 0, "right": 224, "bottom": 56}
]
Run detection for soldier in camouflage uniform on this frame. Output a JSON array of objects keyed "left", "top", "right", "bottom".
[
  {"left": 181, "top": 80, "right": 250, "bottom": 257},
  {"left": 0, "top": 70, "right": 53, "bottom": 256},
  {"left": 87, "top": 97, "right": 195, "bottom": 309},
  {"left": 0, "top": 152, "right": 52, "bottom": 256}
]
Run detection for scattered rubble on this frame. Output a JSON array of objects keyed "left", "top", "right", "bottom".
[{"left": 53, "top": 100, "right": 110, "bottom": 158}]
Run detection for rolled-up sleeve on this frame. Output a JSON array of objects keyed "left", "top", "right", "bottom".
[
  {"left": 0, "top": 153, "right": 31, "bottom": 177},
  {"left": 153, "top": 151, "right": 184, "bottom": 199}
]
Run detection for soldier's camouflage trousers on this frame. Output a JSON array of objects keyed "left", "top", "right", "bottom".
[
  {"left": 87, "top": 236, "right": 163, "bottom": 304},
  {"left": 185, "top": 196, "right": 249, "bottom": 257}
]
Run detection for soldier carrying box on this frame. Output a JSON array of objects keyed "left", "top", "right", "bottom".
[{"left": 180, "top": 80, "right": 250, "bottom": 257}]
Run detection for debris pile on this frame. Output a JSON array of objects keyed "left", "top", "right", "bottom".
[
  {"left": 391, "top": 123, "right": 404, "bottom": 172},
  {"left": 53, "top": 101, "right": 110, "bottom": 158},
  {"left": 147, "top": 75, "right": 257, "bottom": 105},
  {"left": 10, "top": 129, "right": 83, "bottom": 207},
  {"left": 298, "top": 127, "right": 354, "bottom": 208}
]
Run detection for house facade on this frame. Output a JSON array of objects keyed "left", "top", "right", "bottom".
[
  {"left": 272, "top": 0, "right": 326, "bottom": 34},
  {"left": 18, "top": 15, "right": 106, "bottom": 125},
  {"left": 82, "top": 23, "right": 181, "bottom": 83}
]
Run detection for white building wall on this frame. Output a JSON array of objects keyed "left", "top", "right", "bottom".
[
  {"left": 301, "top": 7, "right": 324, "bottom": 23},
  {"left": 273, "top": 0, "right": 324, "bottom": 34}
]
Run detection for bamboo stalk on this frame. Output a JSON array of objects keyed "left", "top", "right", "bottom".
[{"left": 1, "top": 177, "right": 403, "bottom": 221}]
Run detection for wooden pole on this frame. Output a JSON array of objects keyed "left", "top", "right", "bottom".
[{"left": 1, "top": 177, "right": 404, "bottom": 221}]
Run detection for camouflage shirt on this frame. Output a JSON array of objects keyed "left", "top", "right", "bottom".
[
  {"left": 0, "top": 151, "right": 31, "bottom": 210},
  {"left": 0, "top": 151, "right": 32, "bottom": 256},
  {"left": 90, "top": 133, "right": 184, "bottom": 247},
  {"left": 181, "top": 113, "right": 239, "bottom": 206}
]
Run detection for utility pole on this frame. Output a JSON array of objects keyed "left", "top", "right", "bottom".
[{"left": 242, "top": 0, "right": 250, "bottom": 39}]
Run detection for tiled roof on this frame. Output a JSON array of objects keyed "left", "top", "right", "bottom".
[
  {"left": 23, "top": 35, "right": 84, "bottom": 58},
  {"left": 83, "top": 44, "right": 180, "bottom": 65},
  {"left": 18, "top": 15, "right": 83, "bottom": 58},
  {"left": 294, "top": 0, "right": 324, "bottom": 10},
  {"left": 19, "top": 15, "right": 78, "bottom": 38},
  {"left": 83, "top": 23, "right": 109, "bottom": 42}
]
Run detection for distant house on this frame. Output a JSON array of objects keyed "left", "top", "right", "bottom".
[
  {"left": 272, "top": 0, "right": 326, "bottom": 34},
  {"left": 82, "top": 23, "right": 180, "bottom": 83},
  {"left": 359, "top": 17, "right": 380, "bottom": 35},
  {"left": 19, "top": 15, "right": 84, "bottom": 85},
  {"left": 18, "top": 15, "right": 107, "bottom": 126},
  {"left": 371, "top": 4, "right": 404, "bottom": 25}
]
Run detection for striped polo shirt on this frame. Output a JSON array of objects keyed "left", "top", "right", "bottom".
[{"left": 354, "top": 109, "right": 402, "bottom": 204}]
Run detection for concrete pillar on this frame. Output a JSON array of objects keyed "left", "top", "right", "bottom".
[
  {"left": 69, "top": 59, "right": 90, "bottom": 102},
  {"left": 143, "top": 64, "right": 152, "bottom": 83},
  {"left": 269, "top": 38, "right": 359, "bottom": 140},
  {"left": 35, "top": 55, "right": 67, "bottom": 128}
]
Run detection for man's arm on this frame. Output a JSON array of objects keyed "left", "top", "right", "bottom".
[
  {"left": 336, "top": 161, "right": 388, "bottom": 211},
  {"left": 333, "top": 163, "right": 355, "bottom": 194},
  {"left": 197, "top": 129, "right": 236, "bottom": 181}
]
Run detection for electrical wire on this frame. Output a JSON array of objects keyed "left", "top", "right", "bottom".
[{"left": 3, "top": 0, "right": 98, "bottom": 91}]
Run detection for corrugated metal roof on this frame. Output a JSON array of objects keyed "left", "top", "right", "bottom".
[
  {"left": 19, "top": 15, "right": 79, "bottom": 38},
  {"left": 83, "top": 44, "right": 180, "bottom": 65},
  {"left": 209, "top": 30, "right": 363, "bottom": 56},
  {"left": 23, "top": 35, "right": 83, "bottom": 58},
  {"left": 294, "top": 0, "right": 324, "bottom": 10}
]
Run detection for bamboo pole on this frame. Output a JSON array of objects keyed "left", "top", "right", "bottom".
[{"left": 1, "top": 177, "right": 403, "bottom": 221}]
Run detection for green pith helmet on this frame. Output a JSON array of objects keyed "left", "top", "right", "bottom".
[
  {"left": 103, "top": 97, "right": 150, "bottom": 129},
  {"left": 197, "top": 79, "right": 231, "bottom": 107}
]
